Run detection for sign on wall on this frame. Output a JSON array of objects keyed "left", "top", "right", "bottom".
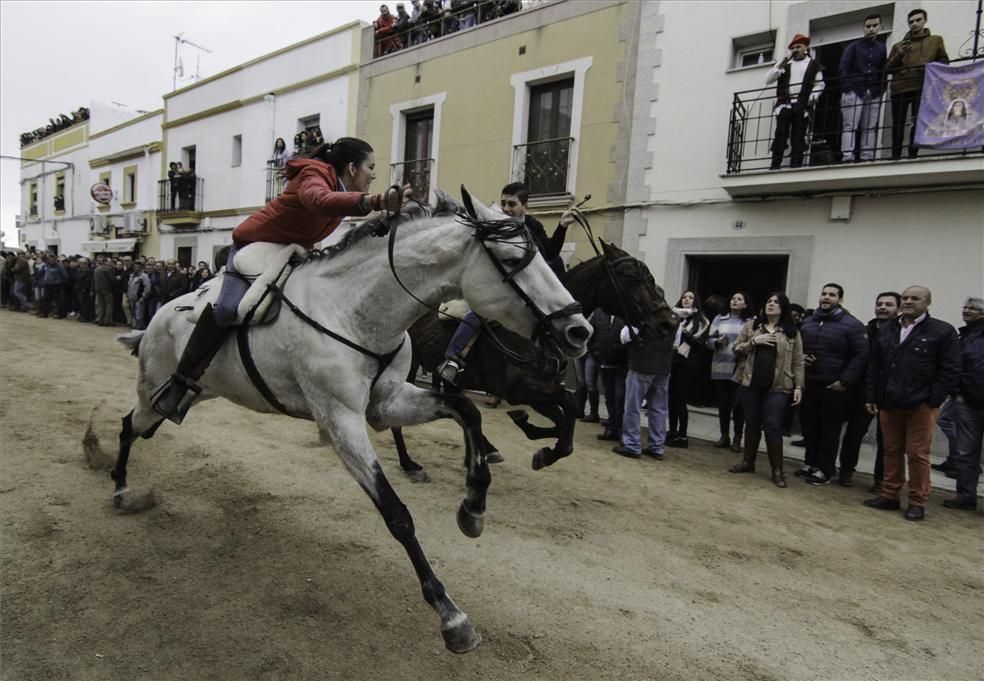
[{"left": 90, "top": 183, "right": 113, "bottom": 205}]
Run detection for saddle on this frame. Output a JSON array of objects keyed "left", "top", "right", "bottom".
[{"left": 187, "top": 242, "right": 307, "bottom": 326}]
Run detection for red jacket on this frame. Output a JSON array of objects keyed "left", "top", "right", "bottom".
[{"left": 233, "top": 159, "right": 372, "bottom": 249}]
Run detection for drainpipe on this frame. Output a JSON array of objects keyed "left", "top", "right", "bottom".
[{"left": 264, "top": 93, "right": 277, "bottom": 156}]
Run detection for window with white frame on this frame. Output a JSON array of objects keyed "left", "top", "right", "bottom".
[
  {"left": 389, "top": 92, "right": 446, "bottom": 202},
  {"left": 509, "top": 57, "right": 592, "bottom": 201},
  {"left": 731, "top": 30, "right": 777, "bottom": 70}
]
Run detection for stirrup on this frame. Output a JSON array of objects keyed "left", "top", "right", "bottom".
[
  {"left": 151, "top": 377, "right": 203, "bottom": 425},
  {"left": 437, "top": 357, "right": 464, "bottom": 385}
]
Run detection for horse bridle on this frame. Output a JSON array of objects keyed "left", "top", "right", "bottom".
[{"left": 384, "top": 197, "right": 582, "bottom": 348}]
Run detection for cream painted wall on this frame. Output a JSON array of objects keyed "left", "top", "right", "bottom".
[{"left": 644, "top": 190, "right": 984, "bottom": 329}]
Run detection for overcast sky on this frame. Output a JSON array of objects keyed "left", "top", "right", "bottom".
[{"left": 0, "top": 0, "right": 382, "bottom": 246}]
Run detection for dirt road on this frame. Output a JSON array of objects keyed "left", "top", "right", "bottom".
[{"left": 2, "top": 310, "right": 982, "bottom": 681}]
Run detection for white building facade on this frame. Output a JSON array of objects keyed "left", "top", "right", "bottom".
[
  {"left": 156, "top": 21, "right": 364, "bottom": 267},
  {"left": 624, "top": 0, "right": 984, "bottom": 328}
]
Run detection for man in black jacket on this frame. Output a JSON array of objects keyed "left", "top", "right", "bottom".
[
  {"left": 798, "top": 283, "right": 869, "bottom": 486},
  {"left": 941, "top": 298, "right": 984, "bottom": 510},
  {"left": 158, "top": 258, "right": 190, "bottom": 306},
  {"left": 864, "top": 286, "right": 961, "bottom": 521}
]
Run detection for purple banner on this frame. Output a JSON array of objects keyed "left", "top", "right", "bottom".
[{"left": 915, "top": 60, "right": 984, "bottom": 149}]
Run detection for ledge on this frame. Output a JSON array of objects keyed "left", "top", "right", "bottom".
[
  {"left": 721, "top": 155, "right": 984, "bottom": 199},
  {"left": 158, "top": 211, "right": 202, "bottom": 227}
]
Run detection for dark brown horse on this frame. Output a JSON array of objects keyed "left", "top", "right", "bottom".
[{"left": 393, "top": 240, "right": 675, "bottom": 479}]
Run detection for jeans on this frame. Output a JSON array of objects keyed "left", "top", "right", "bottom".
[
  {"left": 880, "top": 404, "right": 938, "bottom": 507},
  {"left": 12, "top": 281, "right": 31, "bottom": 309},
  {"left": 668, "top": 353, "right": 696, "bottom": 437},
  {"left": 575, "top": 352, "right": 600, "bottom": 391},
  {"left": 446, "top": 310, "right": 481, "bottom": 359},
  {"left": 950, "top": 398, "right": 984, "bottom": 502},
  {"left": 890, "top": 91, "right": 921, "bottom": 159},
  {"left": 622, "top": 370, "right": 670, "bottom": 454},
  {"left": 739, "top": 386, "right": 790, "bottom": 441},
  {"left": 840, "top": 90, "right": 881, "bottom": 161},
  {"left": 600, "top": 366, "right": 627, "bottom": 433},
  {"left": 214, "top": 246, "right": 248, "bottom": 328},
  {"left": 936, "top": 398, "right": 960, "bottom": 464},
  {"left": 132, "top": 299, "right": 147, "bottom": 330},
  {"left": 840, "top": 385, "right": 874, "bottom": 475},
  {"left": 713, "top": 379, "right": 744, "bottom": 438},
  {"left": 771, "top": 106, "right": 810, "bottom": 169},
  {"left": 801, "top": 384, "right": 850, "bottom": 477}
]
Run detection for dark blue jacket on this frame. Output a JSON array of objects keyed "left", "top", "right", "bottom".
[
  {"left": 42, "top": 261, "right": 67, "bottom": 286},
  {"left": 957, "top": 318, "right": 984, "bottom": 408},
  {"left": 866, "top": 315, "right": 961, "bottom": 410},
  {"left": 799, "top": 307, "right": 869, "bottom": 386},
  {"left": 839, "top": 37, "right": 887, "bottom": 97}
]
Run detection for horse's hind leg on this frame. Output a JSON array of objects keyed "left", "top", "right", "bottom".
[
  {"left": 112, "top": 406, "right": 164, "bottom": 508},
  {"left": 324, "top": 411, "right": 481, "bottom": 653},
  {"left": 391, "top": 427, "right": 428, "bottom": 482}
]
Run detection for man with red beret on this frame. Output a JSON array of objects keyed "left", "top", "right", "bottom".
[{"left": 766, "top": 33, "right": 825, "bottom": 169}]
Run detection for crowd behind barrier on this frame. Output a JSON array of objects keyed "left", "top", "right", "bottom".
[{"left": 19, "top": 107, "right": 90, "bottom": 147}]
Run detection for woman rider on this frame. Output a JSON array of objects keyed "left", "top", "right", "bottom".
[{"left": 153, "top": 137, "right": 410, "bottom": 423}]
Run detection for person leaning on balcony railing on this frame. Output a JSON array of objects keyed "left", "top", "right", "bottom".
[
  {"left": 374, "top": 4, "right": 402, "bottom": 55},
  {"left": 436, "top": 181, "right": 576, "bottom": 386},
  {"left": 765, "top": 34, "right": 825, "bottom": 170},
  {"left": 838, "top": 14, "right": 887, "bottom": 163},
  {"left": 394, "top": 3, "right": 411, "bottom": 45},
  {"left": 152, "top": 137, "right": 412, "bottom": 422},
  {"left": 886, "top": 8, "right": 949, "bottom": 160}
]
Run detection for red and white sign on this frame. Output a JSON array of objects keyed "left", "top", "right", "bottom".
[{"left": 90, "top": 183, "right": 113, "bottom": 205}]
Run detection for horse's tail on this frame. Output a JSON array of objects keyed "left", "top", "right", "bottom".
[{"left": 116, "top": 331, "right": 146, "bottom": 357}]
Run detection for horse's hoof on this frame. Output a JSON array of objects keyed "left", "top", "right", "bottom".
[
  {"left": 456, "top": 503, "right": 484, "bottom": 538},
  {"left": 405, "top": 469, "right": 430, "bottom": 483},
  {"left": 506, "top": 409, "right": 529, "bottom": 425},
  {"left": 531, "top": 447, "right": 552, "bottom": 471},
  {"left": 442, "top": 617, "right": 482, "bottom": 653},
  {"left": 112, "top": 490, "right": 127, "bottom": 509},
  {"left": 486, "top": 450, "right": 504, "bottom": 464}
]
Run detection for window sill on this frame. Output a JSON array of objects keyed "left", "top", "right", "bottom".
[
  {"left": 726, "top": 62, "right": 776, "bottom": 74},
  {"left": 527, "top": 193, "right": 574, "bottom": 209},
  {"left": 54, "top": 210, "right": 65, "bottom": 216},
  {"left": 98, "top": 205, "right": 111, "bottom": 212},
  {"left": 120, "top": 202, "right": 137, "bottom": 209}
]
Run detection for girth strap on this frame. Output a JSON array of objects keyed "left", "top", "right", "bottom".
[{"left": 237, "top": 324, "right": 293, "bottom": 416}]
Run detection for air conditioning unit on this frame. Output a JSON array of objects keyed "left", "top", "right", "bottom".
[
  {"left": 123, "top": 210, "right": 147, "bottom": 233},
  {"left": 89, "top": 214, "right": 110, "bottom": 235}
]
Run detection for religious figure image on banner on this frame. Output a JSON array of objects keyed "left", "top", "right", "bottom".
[{"left": 914, "top": 60, "right": 984, "bottom": 149}]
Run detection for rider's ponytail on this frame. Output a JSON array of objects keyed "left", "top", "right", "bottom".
[{"left": 305, "top": 137, "right": 374, "bottom": 176}]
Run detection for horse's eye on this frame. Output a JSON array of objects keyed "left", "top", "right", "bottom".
[{"left": 501, "top": 258, "right": 523, "bottom": 269}]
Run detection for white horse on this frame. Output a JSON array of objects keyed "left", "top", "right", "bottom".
[{"left": 112, "top": 188, "right": 590, "bottom": 653}]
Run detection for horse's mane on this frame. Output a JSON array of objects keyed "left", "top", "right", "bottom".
[{"left": 316, "top": 190, "right": 463, "bottom": 261}]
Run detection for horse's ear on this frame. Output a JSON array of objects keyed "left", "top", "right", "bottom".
[
  {"left": 600, "top": 239, "right": 613, "bottom": 256},
  {"left": 460, "top": 185, "right": 478, "bottom": 220}
]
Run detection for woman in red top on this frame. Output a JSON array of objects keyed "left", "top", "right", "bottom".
[{"left": 153, "top": 137, "right": 409, "bottom": 423}]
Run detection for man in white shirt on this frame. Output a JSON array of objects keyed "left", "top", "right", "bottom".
[{"left": 766, "top": 34, "right": 826, "bottom": 169}]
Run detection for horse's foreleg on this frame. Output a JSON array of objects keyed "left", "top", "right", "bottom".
[
  {"left": 368, "top": 386, "right": 490, "bottom": 540},
  {"left": 506, "top": 408, "right": 561, "bottom": 440},
  {"left": 391, "top": 427, "right": 428, "bottom": 482},
  {"left": 112, "top": 407, "right": 164, "bottom": 508},
  {"left": 325, "top": 414, "right": 481, "bottom": 653},
  {"left": 529, "top": 395, "right": 576, "bottom": 470}
]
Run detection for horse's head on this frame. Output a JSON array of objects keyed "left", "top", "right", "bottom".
[
  {"left": 456, "top": 186, "right": 590, "bottom": 358},
  {"left": 598, "top": 240, "right": 676, "bottom": 341}
]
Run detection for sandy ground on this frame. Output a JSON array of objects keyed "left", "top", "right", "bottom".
[{"left": 1, "top": 309, "right": 983, "bottom": 681}]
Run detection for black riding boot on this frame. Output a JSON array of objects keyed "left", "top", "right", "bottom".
[
  {"left": 575, "top": 386, "right": 587, "bottom": 419},
  {"left": 152, "top": 304, "right": 232, "bottom": 425},
  {"left": 582, "top": 390, "right": 600, "bottom": 422}
]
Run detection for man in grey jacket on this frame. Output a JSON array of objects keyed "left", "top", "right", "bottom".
[{"left": 126, "top": 262, "right": 152, "bottom": 330}]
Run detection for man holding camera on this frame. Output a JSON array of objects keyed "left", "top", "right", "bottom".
[{"left": 887, "top": 8, "right": 949, "bottom": 159}]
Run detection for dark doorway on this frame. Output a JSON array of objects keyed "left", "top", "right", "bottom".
[
  {"left": 176, "top": 246, "right": 193, "bottom": 269},
  {"left": 687, "top": 254, "right": 789, "bottom": 315}
]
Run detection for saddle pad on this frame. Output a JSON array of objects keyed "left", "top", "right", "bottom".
[{"left": 187, "top": 242, "right": 307, "bottom": 326}]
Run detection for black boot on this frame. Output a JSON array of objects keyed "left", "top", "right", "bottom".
[
  {"left": 575, "top": 386, "right": 587, "bottom": 419},
  {"left": 766, "top": 438, "right": 787, "bottom": 488},
  {"left": 582, "top": 391, "right": 600, "bottom": 422},
  {"left": 152, "top": 304, "right": 232, "bottom": 425},
  {"left": 729, "top": 430, "right": 760, "bottom": 473},
  {"left": 713, "top": 434, "right": 731, "bottom": 448}
]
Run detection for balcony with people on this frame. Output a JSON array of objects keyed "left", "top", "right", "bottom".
[
  {"left": 721, "top": 44, "right": 984, "bottom": 199},
  {"left": 157, "top": 162, "right": 204, "bottom": 225},
  {"left": 371, "top": 0, "right": 528, "bottom": 58}
]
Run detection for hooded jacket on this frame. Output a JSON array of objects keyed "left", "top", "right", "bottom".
[
  {"left": 233, "top": 159, "right": 376, "bottom": 249},
  {"left": 887, "top": 28, "right": 949, "bottom": 95}
]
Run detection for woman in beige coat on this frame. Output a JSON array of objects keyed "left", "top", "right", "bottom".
[{"left": 728, "top": 292, "right": 805, "bottom": 487}]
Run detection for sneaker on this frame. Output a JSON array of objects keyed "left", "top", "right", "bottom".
[
  {"left": 942, "top": 498, "right": 978, "bottom": 511},
  {"left": 794, "top": 465, "right": 815, "bottom": 479},
  {"left": 666, "top": 436, "right": 688, "bottom": 449},
  {"left": 437, "top": 357, "right": 464, "bottom": 385},
  {"left": 805, "top": 470, "right": 831, "bottom": 486}
]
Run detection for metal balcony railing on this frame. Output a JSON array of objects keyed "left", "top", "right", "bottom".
[
  {"left": 265, "top": 160, "right": 288, "bottom": 203},
  {"left": 373, "top": 0, "right": 525, "bottom": 57},
  {"left": 512, "top": 137, "right": 573, "bottom": 196},
  {"left": 725, "top": 56, "right": 984, "bottom": 174},
  {"left": 391, "top": 158, "right": 433, "bottom": 201},
  {"left": 157, "top": 175, "right": 204, "bottom": 213}
]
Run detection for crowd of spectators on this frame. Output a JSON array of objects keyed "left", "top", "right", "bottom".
[
  {"left": 373, "top": 0, "right": 522, "bottom": 57},
  {"left": 19, "top": 107, "right": 90, "bottom": 147},
  {"left": 0, "top": 249, "right": 213, "bottom": 330},
  {"left": 574, "top": 282, "right": 982, "bottom": 520}
]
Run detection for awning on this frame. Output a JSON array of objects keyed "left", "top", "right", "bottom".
[{"left": 81, "top": 238, "right": 137, "bottom": 253}]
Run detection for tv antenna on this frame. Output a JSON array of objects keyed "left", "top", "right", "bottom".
[{"left": 172, "top": 33, "right": 213, "bottom": 90}]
